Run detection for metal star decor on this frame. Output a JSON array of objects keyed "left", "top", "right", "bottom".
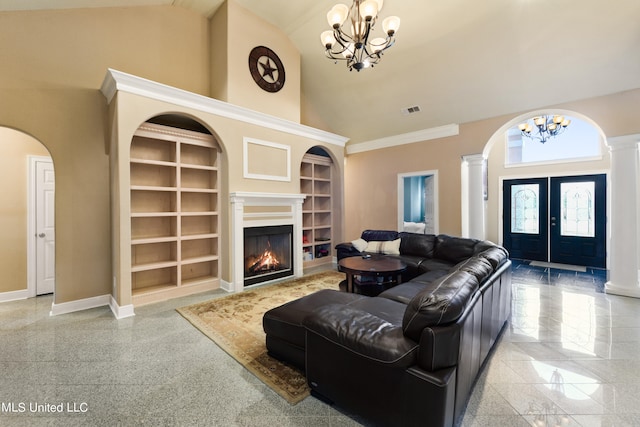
[{"left": 259, "top": 58, "right": 277, "bottom": 81}]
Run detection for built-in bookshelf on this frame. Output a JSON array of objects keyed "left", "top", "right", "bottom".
[
  {"left": 129, "top": 123, "right": 220, "bottom": 305},
  {"left": 300, "top": 153, "right": 333, "bottom": 267}
]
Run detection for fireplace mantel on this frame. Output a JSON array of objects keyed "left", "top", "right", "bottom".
[{"left": 230, "top": 192, "right": 306, "bottom": 292}]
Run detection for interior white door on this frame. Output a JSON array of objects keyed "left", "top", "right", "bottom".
[{"left": 36, "top": 159, "right": 55, "bottom": 295}]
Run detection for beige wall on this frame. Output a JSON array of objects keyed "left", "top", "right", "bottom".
[
  {"left": 211, "top": 1, "right": 301, "bottom": 123},
  {"left": 210, "top": 2, "right": 229, "bottom": 102},
  {"left": 0, "top": 2, "right": 334, "bottom": 307},
  {"left": 0, "top": 5, "right": 210, "bottom": 303},
  {"left": 344, "top": 89, "right": 640, "bottom": 243},
  {"left": 0, "top": 128, "right": 50, "bottom": 293}
]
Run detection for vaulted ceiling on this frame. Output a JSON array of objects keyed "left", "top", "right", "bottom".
[{"left": 2, "top": 0, "right": 639, "bottom": 143}]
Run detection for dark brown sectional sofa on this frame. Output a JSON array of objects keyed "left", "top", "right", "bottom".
[{"left": 263, "top": 231, "right": 512, "bottom": 426}]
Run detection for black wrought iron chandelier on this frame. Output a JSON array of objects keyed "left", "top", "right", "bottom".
[
  {"left": 518, "top": 115, "right": 571, "bottom": 143},
  {"left": 320, "top": 0, "right": 400, "bottom": 72}
]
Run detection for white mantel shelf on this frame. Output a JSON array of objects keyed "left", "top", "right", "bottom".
[
  {"left": 230, "top": 192, "right": 307, "bottom": 293},
  {"left": 230, "top": 192, "right": 307, "bottom": 204}
]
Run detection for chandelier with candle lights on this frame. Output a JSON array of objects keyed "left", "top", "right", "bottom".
[
  {"left": 518, "top": 115, "right": 571, "bottom": 143},
  {"left": 320, "top": 0, "right": 400, "bottom": 72}
]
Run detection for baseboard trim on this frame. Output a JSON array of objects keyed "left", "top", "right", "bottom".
[
  {"left": 605, "top": 281, "right": 640, "bottom": 299},
  {"left": 109, "top": 296, "right": 135, "bottom": 319},
  {"left": 49, "top": 294, "right": 111, "bottom": 316},
  {"left": 220, "top": 279, "right": 234, "bottom": 292},
  {"left": 0, "top": 289, "right": 29, "bottom": 303}
]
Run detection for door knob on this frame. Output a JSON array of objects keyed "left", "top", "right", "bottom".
[{"left": 38, "top": 233, "right": 46, "bottom": 238}]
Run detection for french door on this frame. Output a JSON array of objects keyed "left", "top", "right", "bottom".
[{"left": 503, "top": 174, "right": 606, "bottom": 268}]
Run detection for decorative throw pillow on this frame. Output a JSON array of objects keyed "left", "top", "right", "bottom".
[
  {"left": 351, "top": 238, "right": 369, "bottom": 252},
  {"left": 364, "top": 238, "right": 401, "bottom": 255}
]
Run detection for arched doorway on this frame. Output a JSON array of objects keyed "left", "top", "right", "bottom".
[
  {"left": 482, "top": 110, "right": 610, "bottom": 268},
  {"left": 0, "top": 127, "right": 55, "bottom": 301}
]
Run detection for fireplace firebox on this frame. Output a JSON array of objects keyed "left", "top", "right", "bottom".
[{"left": 243, "top": 225, "right": 294, "bottom": 286}]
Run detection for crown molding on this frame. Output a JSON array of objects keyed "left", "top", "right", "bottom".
[
  {"left": 346, "top": 124, "right": 459, "bottom": 154},
  {"left": 100, "top": 68, "right": 349, "bottom": 147}
]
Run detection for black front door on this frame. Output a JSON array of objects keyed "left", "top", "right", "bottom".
[
  {"left": 503, "top": 178, "right": 549, "bottom": 261},
  {"left": 549, "top": 174, "right": 606, "bottom": 268},
  {"left": 503, "top": 174, "right": 607, "bottom": 268}
]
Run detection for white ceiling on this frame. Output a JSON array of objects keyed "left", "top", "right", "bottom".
[{"left": 2, "top": 0, "right": 639, "bottom": 144}]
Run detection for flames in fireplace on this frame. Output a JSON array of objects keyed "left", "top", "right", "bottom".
[
  {"left": 244, "top": 224, "right": 293, "bottom": 286},
  {"left": 246, "top": 240, "right": 281, "bottom": 274}
]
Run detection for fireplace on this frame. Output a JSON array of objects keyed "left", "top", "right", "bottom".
[{"left": 243, "top": 225, "right": 294, "bottom": 286}]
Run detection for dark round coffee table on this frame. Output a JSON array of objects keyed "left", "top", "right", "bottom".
[{"left": 338, "top": 255, "right": 407, "bottom": 294}]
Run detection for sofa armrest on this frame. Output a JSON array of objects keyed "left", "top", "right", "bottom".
[
  {"left": 417, "top": 323, "right": 461, "bottom": 371},
  {"left": 303, "top": 304, "right": 418, "bottom": 366},
  {"left": 335, "top": 242, "right": 358, "bottom": 252}
]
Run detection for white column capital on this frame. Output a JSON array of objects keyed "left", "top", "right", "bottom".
[
  {"left": 462, "top": 153, "right": 485, "bottom": 165},
  {"left": 607, "top": 133, "right": 640, "bottom": 151}
]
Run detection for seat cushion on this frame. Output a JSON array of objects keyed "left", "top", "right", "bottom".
[
  {"left": 304, "top": 303, "right": 418, "bottom": 366},
  {"left": 420, "top": 258, "right": 455, "bottom": 272},
  {"left": 379, "top": 269, "right": 450, "bottom": 304},
  {"left": 263, "top": 289, "right": 364, "bottom": 349},
  {"left": 348, "top": 295, "right": 408, "bottom": 325}
]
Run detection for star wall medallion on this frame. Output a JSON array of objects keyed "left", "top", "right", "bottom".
[{"left": 248, "top": 46, "right": 286, "bottom": 93}]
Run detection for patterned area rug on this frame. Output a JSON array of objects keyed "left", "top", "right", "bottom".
[{"left": 176, "top": 270, "right": 343, "bottom": 404}]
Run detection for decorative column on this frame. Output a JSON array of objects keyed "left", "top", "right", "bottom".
[
  {"left": 230, "top": 194, "right": 245, "bottom": 293},
  {"left": 605, "top": 135, "right": 640, "bottom": 298},
  {"left": 461, "top": 154, "right": 486, "bottom": 240},
  {"left": 292, "top": 197, "right": 306, "bottom": 279}
]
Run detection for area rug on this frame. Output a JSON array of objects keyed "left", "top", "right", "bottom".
[{"left": 176, "top": 270, "right": 343, "bottom": 404}]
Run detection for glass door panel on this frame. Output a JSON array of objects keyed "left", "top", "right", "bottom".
[
  {"left": 503, "top": 178, "right": 548, "bottom": 261},
  {"left": 511, "top": 184, "right": 540, "bottom": 234},
  {"left": 550, "top": 175, "right": 606, "bottom": 268},
  {"left": 560, "top": 181, "right": 595, "bottom": 238}
]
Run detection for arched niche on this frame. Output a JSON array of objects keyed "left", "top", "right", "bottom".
[
  {"left": 124, "top": 114, "right": 224, "bottom": 309},
  {"left": 299, "top": 145, "right": 343, "bottom": 269}
]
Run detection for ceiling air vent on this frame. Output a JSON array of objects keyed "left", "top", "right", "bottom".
[{"left": 401, "top": 105, "right": 421, "bottom": 116}]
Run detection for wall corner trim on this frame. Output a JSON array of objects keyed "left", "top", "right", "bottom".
[
  {"left": 100, "top": 68, "right": 349, "bottom": 147},
  {"left": 346, "top": 124, "right": 460, "bottom": 155},
  {"left": 109, "top": 296, "right": 135, "bottom": 319}
]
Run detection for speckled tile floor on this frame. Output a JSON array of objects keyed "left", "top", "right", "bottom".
[{"left": 1, "top": 261, "right": 639, "bottom": 426}]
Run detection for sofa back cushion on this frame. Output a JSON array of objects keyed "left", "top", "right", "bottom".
[
  {"left": 433, "top": 235, "right": 481, "bottom": 264},
  {"left": 477, "top": 246, "right": 509, "bottom": 269},
  {"left": 399, "top": 232, "right": 436, "bottom": 258},
  {"left": 361, "top": 229, "right": 399, "bottom": 242},
  {"left": 455, "top": 257, "right": 494, "bottom": 284},
  {"left": 402, "top": 270, "right": 480, "bottom": 342}
]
